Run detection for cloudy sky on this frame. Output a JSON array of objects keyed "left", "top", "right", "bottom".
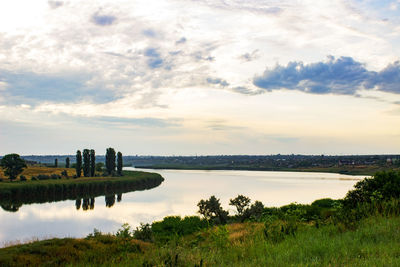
[{"left": 0, "top": 0, "right": 399, "bottom": 155}]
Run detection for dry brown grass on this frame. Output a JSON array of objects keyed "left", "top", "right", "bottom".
[
  {"left": 227, "top": 222, "right": 263, "bottom": 243},
  {"left": 0, "top": 165, "right": 76, "bottom": 180}
]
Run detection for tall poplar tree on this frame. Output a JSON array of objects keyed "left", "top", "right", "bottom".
[
  {"left": 83, "top": 149, "right": 90, "bottom": 177},
  {"left": 90, "top": 149, "right": 95, "bottom": 177},
  {"left": 54, "top": 158, "right": 58, "bottom": 168},
  {"left": 117, "top": 151, "right": 123, "bottom": 176},
  {"left": 76, "top": 150, "right": 82, "bottom": 177},
  {"left": 105, "top": 147, "right": 116, "bottom": 175},
  {"left": 66, "top": 157, "right": 70, "bottom": 168}
]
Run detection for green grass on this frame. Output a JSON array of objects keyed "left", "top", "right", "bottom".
[{"left": 1, "top": 215, "right": 398, "bottom": 266}]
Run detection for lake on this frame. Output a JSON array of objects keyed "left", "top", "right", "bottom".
[{"left": 0, "top": 168, "right": 367, "bottom": 246}]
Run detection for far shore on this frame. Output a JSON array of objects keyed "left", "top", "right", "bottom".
[{"left": 133, "top": 165, "right": 390, "bottom": 176}]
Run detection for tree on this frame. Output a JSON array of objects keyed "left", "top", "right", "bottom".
[
  {"left": 117, "top": 151, "right": 123, "bottom": 176},
  {"left": 229, "top": 194, "right": 251, "bottom": 217},
  {"left": 197, "top": 195, "right": 228, "bottom": 224},
  {"left": 95, "top": 162, "right": 104, "bottom": 172},
  {"left": 0, "top": 154, "right": 27, "bottom": 181},
  {"left": 65, "top": 157, "right": 70, "bottom": 168},
  {"left": 83, "top": 149, "right": 90, "bottom": 177},
  {"left": 54, "top": 158, "right": 58, "bottom": 168},
  {"left": 76, "top": 150, "right": 82, "bottom": 177},
  {"left": 105, "top": 148, "right": 116, "bottom": 175},
  {"left": 90, "top": 149, "right": 95, "bottom": 177}
]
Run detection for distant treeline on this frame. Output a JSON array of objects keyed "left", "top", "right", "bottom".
[
  {"left": 0, "top": 171, "right": 164, "bottom": 212},
  {"left": 16, "top": 154, "right": 400, "bottom": 168}
]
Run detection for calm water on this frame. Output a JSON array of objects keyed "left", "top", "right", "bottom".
[{"left": 0, "top": 168, "right": 367, "bottom": 246}]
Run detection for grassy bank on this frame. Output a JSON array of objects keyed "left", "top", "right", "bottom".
[
  {"left": 135, "top": 164, "right": 395, "bottom": 175},
  {"left": 0, "top": 213, "right": 398, "bottom": 266},
  {"left": 0, "top": 169, "right": 164, "bottom": 209}
]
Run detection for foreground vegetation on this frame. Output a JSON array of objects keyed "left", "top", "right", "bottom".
[{"left": 0, "top": 170, "right": 398, "bottom": 266}]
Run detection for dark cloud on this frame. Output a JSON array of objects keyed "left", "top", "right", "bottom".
[
  {"left": 206, "top": 77, "right": 229, "bottom": 87},
  {"left": 253, "top": 56, "right": 400, "bottom": 95},
  {"left": 232, "top": 86, "right": 261, "bottom": 95},
  {"left": 176, "top": 37, "right": 187, "bottom": 44},
  {"left": 91, "top": 12, "right": 117, "bottom": 26},
  {"left": 240, "top": 49, "right": 260, "bottom": 62},
  {"left": 0, "top": 70, "right": 118, "bottom": 104},
  {"left": 144, "top": 48, "right": 164, "bottom": 69},
  {"left": 48, "top": 0, "right": 63, "bottom": 9}
]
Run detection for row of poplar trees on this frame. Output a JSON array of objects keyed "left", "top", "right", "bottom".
[{"left": 75, "top": 148, "right": 123, "bottom": 177}]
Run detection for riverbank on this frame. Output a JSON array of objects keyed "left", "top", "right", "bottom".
[
  {"left": 134, "top": 164, "right": 395, "bottom": 176},
  {"left": 0, "top": 169, "right": 164, "bottom": 208}
]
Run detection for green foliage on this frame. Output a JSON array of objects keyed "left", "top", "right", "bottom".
[
  {"left": 151, "top": 216, "right": 208, "bottom": 243},
  {"left": 65, "top": 157, "right": 70, "bottom": 168},
  {"left": 76, "top": 150, "right": 82, "bottom": 177},
  {"left": 197, "top": 195, "right": 228, "bottom": 224},
  {"left": 264, "top": 217, "right": 299, "bottom": 243},
  {"left": 116, "top": 223, "right": 133, "bottom": 239},
  {"left": 0, "top": 154, "right": 27, "bottom": 180},
  {"left": 54, "top": 158, "right": 58, "bottom": 168},
  {"left": 117, "top": 151, "right": 123, "bottom": 176},
  {"left": 229, "top": 194, "right": 251, "bottom": 217},
  {"left": 95, "top": 162, "right": 104, "bottom": 172},
  {"left": 133, "top": 223, "right": 153, "bottom": 242},
  {"left": 83, "top": 149, "right": 90, "bottom": 177},
  {"left": 19, "top": 175, "right": 27, "bottom": 181},
  {"left": 105, "top": 148, "right": 116, "bottom": 175},
  {"left": 90, "top": 149, "right": 95, "bottom": 177},
  {"left": 343, "top": 171, "right": 400, "bottom": 208},
  {"left": 209, "top": 225, "right": 229, "bottom": 248}
]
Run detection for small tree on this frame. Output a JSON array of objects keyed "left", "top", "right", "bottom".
[
  {"left": 0, "top": 154, "right": 27, "bottom": 181},
  {"left": 90, "top": 149, "right": 95, "bottom": 177},
  {"left": 105, "top": 148, "right": 116, "bottom": 175},
  {"left": 95, "top": 162, "right": 104, "bottom": 172},
  {"left": 65, "top": 157, "right": 70, "bottom": 168},
  {"left": 229, "top": 194, "right": 251, "bottom": 217},
  {"left": 54, "top": 158, "right": 58, "bottom": 168},
  {"left": 83, "top": 149, "right": 90, "bottom": 177},
  {"left": 117, "top": 151, "right": 123, "bottom": 176},
  {"left": 197, "top": 195, "right": 228, "bottom": 224},
  {"left": 76, "top": 150, "right": 82, "bottom": 177}
]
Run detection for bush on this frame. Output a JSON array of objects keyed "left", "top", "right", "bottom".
[
  {"left": 20, "top": 175, "right": 27, "bottom": 181},
  {"left": 51, "top": 174, "right": 61, "bottom": 180},
  {"left": 61, "top": 170, "right": 68, "bottom": 177},
  {"left": 264, "top": 217, "right": 298, "bottom": 243},
  {"left": 37, "top": 174, "right": 50, "bottom": 180},
  {"left": 133, "top": 223, "right": 153, "bottom": 242},
  {"left": 343, "top": 171, "right": 400, "bottom": 208}
]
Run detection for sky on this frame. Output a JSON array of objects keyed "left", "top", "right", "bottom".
[{"left": 0, "top": 0, "right": 399, "bottom": 156}]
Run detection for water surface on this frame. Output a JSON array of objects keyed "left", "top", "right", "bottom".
[{"left": 0, "top": 168, "right": 366, "bottom": 246}]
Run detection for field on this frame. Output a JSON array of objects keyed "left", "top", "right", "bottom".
[{"left": 0, "top": 165, "right": 76, "bottom": 180}]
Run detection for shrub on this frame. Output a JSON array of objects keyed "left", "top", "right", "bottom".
[
  {"left": 20, "top": 175, "right": 27, "bottom": 181},
  {"left": 37, "top": 174, "right": 50, "bottom": 180},
  {"left": 61, "top": 170, "right": 68, "bottom": 177},
  {"left": 133, "top": 223, "right": 153, "bottom": 242},
  {"left": 51, "top": 174, "right": 61, "bottom": 180}
]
